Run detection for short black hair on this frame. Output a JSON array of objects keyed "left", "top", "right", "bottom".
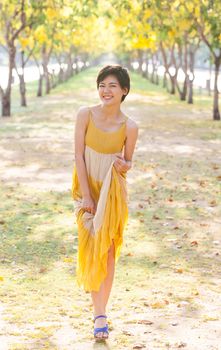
[{"left": 96, "top": 65, "right": 130, "bottom": 102}]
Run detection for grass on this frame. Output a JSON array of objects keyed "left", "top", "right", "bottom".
[{"left": 0, "top": 65, "right": 221, "bottom": 349}]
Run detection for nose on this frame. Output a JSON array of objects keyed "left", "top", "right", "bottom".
[{"left": 103, "top": 86, "right": 111, "bottom": 93}]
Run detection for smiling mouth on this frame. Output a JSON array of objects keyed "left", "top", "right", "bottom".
[{"left": 103, "top": 96, "right": 113, "bottom": 99}]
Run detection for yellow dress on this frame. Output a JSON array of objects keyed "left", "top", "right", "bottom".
[{"left": 71, "top": 108, "right": 128, "bottom": 292}]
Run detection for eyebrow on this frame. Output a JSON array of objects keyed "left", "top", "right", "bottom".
[{"left": 99, "top": 81, "right": 118, "bottom": 85}]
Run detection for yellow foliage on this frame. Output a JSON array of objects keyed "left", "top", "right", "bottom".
[
  {"left": 54, "top": 32, "right": 64, "bottom": 42},
  {"left": 19, "top": 37, "right": 30, "bottom": 49},
  {"left": 194, "top": 7, "right": 200, "bottom": 17},
  {"left": 34, "top": 25, "right": 48, "bottom": 44},
  {"left": 168, "top": 30, "right": 176, "bottom": 40},
  {"left": 115, "top": 18, "right": 127, "bottom": 27},
  {"left": 189, "top": 29, "right": 197, "bottom": 38},
  {"left": 46, "top": 8, "right": 58, "bottom": 20},
  {"left": 143, "top": 9, "right": 153, "bottom": 20},
  {"left": 179, "top": 19, "right": 191, "bottom": 31},
  {"left": 186, "top": 2, "right": 194, "bottom": 12}
]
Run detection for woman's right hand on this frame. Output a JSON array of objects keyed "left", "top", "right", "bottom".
[{"left": 82, "top": 195, "right": 96, "bottom": 215}]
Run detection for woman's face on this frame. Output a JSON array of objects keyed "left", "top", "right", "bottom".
[{"left": 98, "top": 74, "right": 128, "bottom": 105}]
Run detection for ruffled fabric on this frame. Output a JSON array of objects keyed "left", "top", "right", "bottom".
[{"left": 72, "top": 165, "right": 128, "bottom": 292}]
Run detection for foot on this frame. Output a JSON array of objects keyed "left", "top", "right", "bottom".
[{"left": 94, "top": 315, "right": 109, "bottom": 340}]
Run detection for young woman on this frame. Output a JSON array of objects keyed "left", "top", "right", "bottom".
[{"left": 72, "top": 65, "right": 138, "bottom": 340}]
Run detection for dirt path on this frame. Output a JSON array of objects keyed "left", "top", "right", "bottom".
[{"left": 0, "top": 69, "right": 221, "bottom": 349}]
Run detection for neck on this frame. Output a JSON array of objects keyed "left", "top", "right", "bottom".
[{"left": 100, "top": 103, "right": 121, "bottom": 120}]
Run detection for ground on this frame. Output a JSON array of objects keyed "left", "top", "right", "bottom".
[{"left": 0, "top": 66, "right": 221, "bottom": 350}]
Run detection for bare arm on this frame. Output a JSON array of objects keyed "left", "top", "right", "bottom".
[
  {"left": 74, "top": 107, "right": 96, "bottom": 214},
  {"left": 114, "top": 118, "right": 139, "bottom": 173}
]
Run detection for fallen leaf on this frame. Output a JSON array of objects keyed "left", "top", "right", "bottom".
[
  {"left": 151, "top": 302, "right": 165, "bottom": 309},
  {"left": 203, "top": 315, "right": 219, "bottom": 322},
  {"left": 122, "top": 330, "right": 133, "bottom": 336},
  {"left": 177, "top": 341, "right": 187, "bottom": 348},
  {"left": 138, "top": 320, "right": 153, "bottom": 325},
  {"left": 192, "top": 290, "right": 199, "bottom": 296},
  {"left": 175, "top": 268, "right": 183, "bottom": 273},
  {"left": 39, "top": 267, "right": 47, "bottom": 273},
  {"left": 133, "top": 343, "right": 146, "bottom": 349},
  {"left": 126, "top": 252, "right": 133, "bottom": 256},
  {"left": 190, "top": 240, "right": 198, "bottom": 246}
]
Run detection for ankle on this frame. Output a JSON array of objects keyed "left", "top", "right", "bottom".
[{"left": 93, "top": 310, "right": 106, "bottom": 318}]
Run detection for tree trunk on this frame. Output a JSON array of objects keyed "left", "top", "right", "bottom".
[
  {"left": 1, "top": 43, "right": 16, "bottom": 117},
  {"left": 180, "top": 77, "right": 187, "bottom": 100},
  {"left": 170, "top": 75, "right": 176, "bottom": 94},
  {"left": 155, "top": 71, "right": 159, "bottom": 85},
  {"left": 138, "top": 49, "right": 143, "bottom": 75},
  {"left": 1, "top": 91, "right": 11, "bottom": 117},
  {"left": 163, "top": 70, "right": 167, "bottom": 88},
  {"left": 213, "top": 56, "right": 221, "bottom": 120},
  {"left": 58, "top": 67, "right": 64, "bottom": 83},
  {"left": 19, "top": 73, "right": 26, "bottom": 106},
  {"left": 145, "top": 59, "right": 149, "bottom": 80},
  {"left": 44, "top": 67, "right": 50, "bottom": 94},
  {"left": 42, "top": 45, "right": 51, "bottom": 94},
  {"left": 187, "top": 49, "right": 195, "bottom": 104},
  {"left": 51, "top": 70, "right": 57, "bottom": 88},
  {"left": 66, "top": 52, "right": 74, "bottom": 79},
  {"left": 37, "top": 74, "right": 43, "bottom": 97},
  {"left": 17, "top": 51, "right": 27, "bottom": 106},
  {"left": 181, "top": 39, "right": 188, "bottom": 101}
]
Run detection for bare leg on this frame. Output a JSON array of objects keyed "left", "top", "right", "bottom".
[
  {"left": 91, "top": 240, "right": 116, "bottom": 338},
  {"left": 103, "top": 240, "right": 116, "bottom": 308}
]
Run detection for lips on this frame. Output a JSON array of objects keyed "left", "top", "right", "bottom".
[{"left": 103, "top": 96, "right": 113, "bottom": 99}]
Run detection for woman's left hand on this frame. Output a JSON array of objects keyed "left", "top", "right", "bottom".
[{"left": 114, "top": 155, "right": 131, "bottom": 174}]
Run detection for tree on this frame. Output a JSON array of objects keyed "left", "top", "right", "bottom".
[
  {"left": 184, "top": 0, "right": 221, "bottom": 120},
  {"left": 0, "top": 0, "right": 26, "bottom": 116}
]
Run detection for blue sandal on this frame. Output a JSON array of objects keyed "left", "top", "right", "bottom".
[{"left": 94, "top": 314, "right": 109, "bottom": 339}]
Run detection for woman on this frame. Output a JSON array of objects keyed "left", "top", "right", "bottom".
[{"left": 72, "top": 64, "right": 138, "bottom": 340}]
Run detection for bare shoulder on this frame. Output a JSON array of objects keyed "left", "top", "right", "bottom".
[
  {"left": 126, "top": 117, "right": 139, "bottom": 135},
  {"left": 76, "top": 105, "right": 90, "bottom": 119},
  {"left": 75, "top": 106, "right": 91, "bottom": 128}
]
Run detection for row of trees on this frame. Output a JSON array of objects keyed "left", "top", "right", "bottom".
[
  {"left": 0, "top": 0, "right": 220, "bottom": 120},
  {"left": 0, "top": 0, "right": 105, "bottom": 117},
  {"left": 112, "top": 0, "right": 221, "bottom": 120}
]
